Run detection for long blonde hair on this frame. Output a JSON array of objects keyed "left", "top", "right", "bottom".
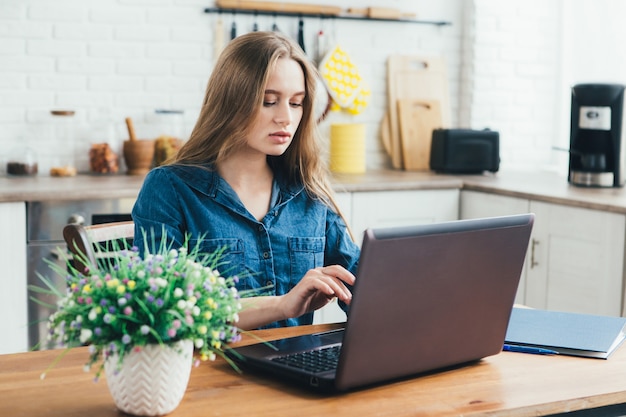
[{"left": 173, "top": 31, "right": 353, "bottom": 239}]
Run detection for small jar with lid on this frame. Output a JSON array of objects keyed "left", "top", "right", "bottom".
[
  {"left": 6, "top": 145, "right": 38, "bottom": 176},
  {"left": 153, "top": 109, "right": 185, "bottom": 166},
  {"left": 88, "top": 109, "right": 119, "bottom": 175},
  {"left": 49, "top": 110, "right": 77, "bottom": 177}
]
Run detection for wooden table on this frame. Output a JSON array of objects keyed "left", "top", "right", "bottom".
[{"left": 2, "top": 323, "right": 626, "bottom": 416}]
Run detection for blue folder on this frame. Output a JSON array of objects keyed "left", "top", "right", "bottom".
[{"left": 505, "top": 307, "right": 626, "bottom": 359}]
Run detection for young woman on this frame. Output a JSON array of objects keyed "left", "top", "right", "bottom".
[{"left": 132, "top": 31, "right": 360, "bottom": 330}]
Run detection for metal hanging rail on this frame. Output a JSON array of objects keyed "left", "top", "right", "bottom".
[{"left": 203, "top": 7, "right": 452, "bottom": 26}]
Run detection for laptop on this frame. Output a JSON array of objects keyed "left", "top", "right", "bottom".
[{"left": 227, "top": 213, "right": 535, "bottom": 392}]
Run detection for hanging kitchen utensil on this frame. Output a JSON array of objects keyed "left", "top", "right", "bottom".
[
  {"left": 272, "top": 13, "right": 280, "bottom": 32},
  {"left": 252, "top": 12, "right": 258, "bottom": 31},
  {"left": 318, "top": 45, "right": 363, "bottom": 109},
  {"left": 312, "top": 20, "right": 331, "bottom": 124},
  {"left": 314, "top": 29, "right": 326, "bottom": 64},
  {"left": 346, "top": 80, "right": 370, "bottom": 115},
  {"left": 230, "top": 18, "right": 237, "bottom": 40},
  {"left": 314, "top": 76, "right": 331, "bottom": 124},
  {"left": 297, "top": 17, "right": 305, "bottom": 53}
]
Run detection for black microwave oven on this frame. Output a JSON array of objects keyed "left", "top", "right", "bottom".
[{"left": 429, "top": 128, "right": 500, "bottom": 174}]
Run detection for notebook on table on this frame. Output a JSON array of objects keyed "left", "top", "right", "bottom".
[
  {"left": 505, "top": 307, "right": 626, "bottom": 359},
  {"left": 227, "top": 213, "right": 535, "bottom": 392}
]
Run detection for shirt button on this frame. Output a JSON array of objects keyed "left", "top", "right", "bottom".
[
  {"left": 266, "top": 281, "right": 274, "bottom": 287},
  {"left": 263, "top": 251, "right": 270, "bottom": 259},
  {"left": 258, "top": 225, "right": 264, "bottom": 231}
]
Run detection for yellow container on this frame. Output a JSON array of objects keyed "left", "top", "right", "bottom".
[{"left": 330, "top": 123, "right": 366, "bottom": 174}]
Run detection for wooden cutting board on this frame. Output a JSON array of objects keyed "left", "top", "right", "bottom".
[
  {"left": 386, "top": 55, "right": 450, "bottom": 169},
  {"left": 380, "top": 111, "right": 392, "bottom": 157},
  {"left": 397, "top": 99, "right": 442, "bottom": 171}
]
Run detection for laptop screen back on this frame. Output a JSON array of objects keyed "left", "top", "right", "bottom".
[{"left": 335, "top": 214, "right": 534, "bottom": 390}]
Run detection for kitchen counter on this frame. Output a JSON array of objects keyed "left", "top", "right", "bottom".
[
  {"left": 0, "top": 174, "right": 146, "bottom": 203},
  {"left": 0, "top": 170, "right": 462, "bottom": 203},
  {"left": 458, "top": 170, "right": 626, "bottom": 214},
  {"left": 4, "top": 169, "right": 626, "bottom": 213}
]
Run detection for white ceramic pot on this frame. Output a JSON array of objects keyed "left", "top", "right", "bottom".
[{"left": 104, "top": 339, "right": 194, "bottom": 416}]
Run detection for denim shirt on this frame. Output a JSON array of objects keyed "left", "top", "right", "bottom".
[{"left": 131, "top": 164, "right": 360, "bottom": 328}]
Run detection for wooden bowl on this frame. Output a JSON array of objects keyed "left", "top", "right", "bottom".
[{"left": 123, "top": 139, "right": 155, "bottom": 175}]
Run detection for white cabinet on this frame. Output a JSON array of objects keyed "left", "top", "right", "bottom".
[
  {"left": 351, "top": 189, "right": 460, "bottom": 244},
  {"left": 528, "top": 201, "right": 625, "bottom": 316},
  {"left": 314, "top": 189, "right": 460, "bottom": 325},
  {"left": 0, "top": 202, "right": 28, "bottom": 354},
  {"left": 460, "top": 190, "right": 626, "bottom": 316},
  {"left": 460, "top": 191, "right": 530, "bottom": 219}
]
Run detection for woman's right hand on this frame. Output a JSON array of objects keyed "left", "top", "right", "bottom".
[
  {"left": 236, "top": 265, "right": 355, "bottom": 330},
  {"left": 278, "top": 265, "right": 356, "bottom": 320}
]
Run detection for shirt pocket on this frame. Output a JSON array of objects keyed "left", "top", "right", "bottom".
[
  {"left": 189, "top": 238, "right": 261, "bottom": 291},
  {"left": 288, "top": 236, "right": 325, "bottom": 283}
]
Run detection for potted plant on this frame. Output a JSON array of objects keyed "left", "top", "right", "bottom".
[{"left": 30, "top": 230, "right": 242, "bottom": 416}]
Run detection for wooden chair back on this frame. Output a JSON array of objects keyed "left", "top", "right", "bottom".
[{"left": 63, "top": 221, "right": 135, "bottom": 271}]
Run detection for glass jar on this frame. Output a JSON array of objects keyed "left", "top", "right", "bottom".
[
  {"left": 49, "top": 110, "right": 77, "bottom": 176},
  {"left": 89, "top": 109, "right": 119, "bottom": 175},
  {"left": 153, "top": 109, "right": 185, "bottom": 166},
  {"left": 6, "top": 145, "right": 38, "bottom": 176}
]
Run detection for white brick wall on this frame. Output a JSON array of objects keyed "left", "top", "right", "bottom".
[
  {"left": 4, "top": 0, "right": 617, "bottom": 179},
  {"left": 465, "top": 0, "right": 562, "bottom": 172},
  {"left": 0, "top": 0, "right": 464, "bottom": 175}
]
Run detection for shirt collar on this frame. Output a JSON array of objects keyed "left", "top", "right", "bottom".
[{"left": 166, "top": 164, "right": 304, "bottom": 204}]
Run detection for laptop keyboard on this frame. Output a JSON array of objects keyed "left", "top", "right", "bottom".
[{"left": 271, "top": 345, "right": 341, "bottom": 373}]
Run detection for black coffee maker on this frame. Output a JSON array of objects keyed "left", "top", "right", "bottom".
[{"left": 569, "top": 83, "right": 626, "bottom": 187}]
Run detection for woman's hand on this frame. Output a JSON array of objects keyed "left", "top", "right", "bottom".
[
  {"left": 236, "top": 265, "right": 356, "bottom": 330},
  {"left": 278, "top": 265, "right": 356, "bottom": 320}
]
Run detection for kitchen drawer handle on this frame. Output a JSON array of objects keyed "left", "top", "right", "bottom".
[{"left": 530, "top": 239, "right": 539, "bottom": 268}]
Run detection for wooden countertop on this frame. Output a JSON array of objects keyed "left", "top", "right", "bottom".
[
  {"left": 459, "top": 170, "right": 626, "bottom": 215},
  {"left": 3, "top": 323, "right": 626, "bottom": 416},
  {"left": 4, "top": 168, "right": 626, "bottom": 214},
  {"left": 0, "top": 174, "right": 147, "bottom": 203},
  {"left": 0, "top": 170, "right": 462, "bottom": 203}
]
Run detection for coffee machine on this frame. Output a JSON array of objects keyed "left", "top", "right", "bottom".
[{"left": 569, "top": 83, "right": 626, "bottom": 187}]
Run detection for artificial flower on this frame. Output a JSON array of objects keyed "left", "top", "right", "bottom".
[{"left": 30, "top": 230, "right": 243, "bottom": 380}]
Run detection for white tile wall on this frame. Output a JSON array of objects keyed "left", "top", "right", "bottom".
[
  {"left": 0, "top": 0, "right": 464, "bottom": 175},
  {"left": 466, "top": 0, "right": 562, "bottom": 172},
  {"left": 3, "top": 0, "right": 620, "bottom": 178}
]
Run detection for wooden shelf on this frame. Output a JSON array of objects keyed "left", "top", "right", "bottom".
[{"left": 203, "top": 7, "right": 452, "bottom": 26}]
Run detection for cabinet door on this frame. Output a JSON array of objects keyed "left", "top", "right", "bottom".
[
  {"left": 460, "top": 191, "right": 530, "bottom": 305},
  {"left": 0, "top": 202, "right": 28, "bottom": 354},
  {"left": 460, "top": 190, "right": 530, "bottom": 219},
  {"left": 526, "top": 201, "right": 625, "bottom": 316},
  {"left": 351, "top": 189, "right": 459, "bottom": 244}
]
